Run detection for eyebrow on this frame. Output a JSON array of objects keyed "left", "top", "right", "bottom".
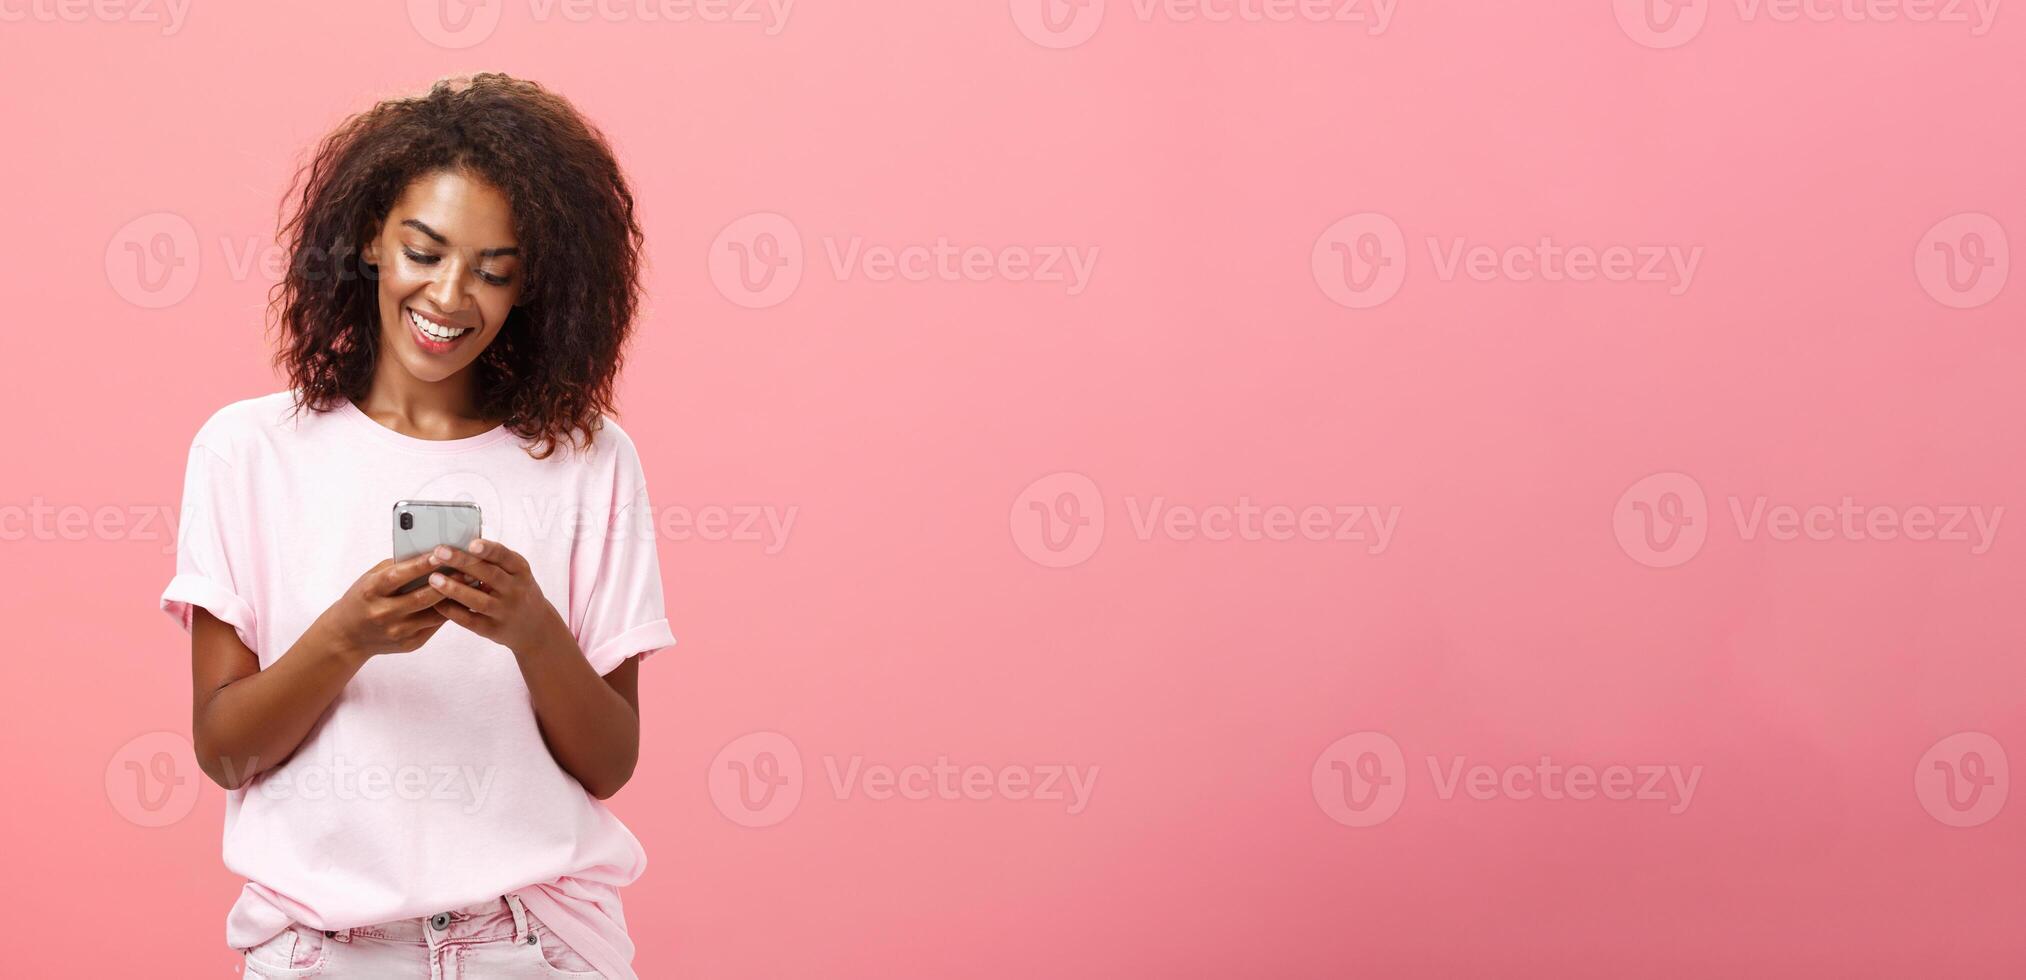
[{"left": 402, "top": 219, "right": 520, "bottom": 258}]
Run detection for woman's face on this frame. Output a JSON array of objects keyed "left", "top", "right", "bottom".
[{"left": 362, "top": 170, "right": 524, "bottom": 386}]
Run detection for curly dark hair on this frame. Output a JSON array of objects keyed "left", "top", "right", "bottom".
[{"left": 269, "top": 73, "right": 643, "bottom": 458}]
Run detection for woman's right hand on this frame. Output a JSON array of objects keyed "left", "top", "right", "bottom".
[{"left": 304, "top": 553, "right": 453, "bottom": 660}]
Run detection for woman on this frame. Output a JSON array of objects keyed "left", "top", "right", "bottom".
[{"left": 159, "top": 74, "right": 672, "bottom": 979}]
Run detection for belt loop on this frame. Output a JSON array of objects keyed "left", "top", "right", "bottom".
[{"left": 504, "top": 893, "right": 530, "bottom": 944}]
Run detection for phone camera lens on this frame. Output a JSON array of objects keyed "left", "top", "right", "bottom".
[{"left": 399, "top": 512, "right": 414, "bottom": 531}]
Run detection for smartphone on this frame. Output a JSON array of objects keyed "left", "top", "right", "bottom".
[{"left": 392, "top": 500, "right": 484, "bottom": 595}]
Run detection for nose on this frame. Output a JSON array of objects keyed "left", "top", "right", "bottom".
[{"left": 425, "top": 252, "right": 471, "bottom": 313}]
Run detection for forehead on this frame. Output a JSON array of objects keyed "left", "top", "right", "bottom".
[{"left": 388, "top": 170, "right": 517, "bottom": 245}]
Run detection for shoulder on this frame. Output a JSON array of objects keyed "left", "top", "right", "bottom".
[
  {"left": 585, "top": 413, "right": 641, "bottom": 462},
  {"left": 187, "top": 390, "right": 311, "bottom": 460},
  {"left": 569, "top": 413, "right": 656, "bottom": 501}
]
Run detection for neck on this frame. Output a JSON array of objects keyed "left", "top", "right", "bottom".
[{"left": 354, "top": 357, "right": 495, "bottom": 440}]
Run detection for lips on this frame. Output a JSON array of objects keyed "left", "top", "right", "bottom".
[{"left": 406, "top": 307, "right": 473, "bottom": 354}]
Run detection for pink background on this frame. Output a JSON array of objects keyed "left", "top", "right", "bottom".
[{"left": 3, "top": 1, "right": 2024, "bottom": 976}]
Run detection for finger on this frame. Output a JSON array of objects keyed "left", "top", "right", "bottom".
[
  {"left": 429, "top": 572, "right": 500, "bottom": 616},
  {"left": 401, "top": 623, "right": 445, "bottom": 647},
  {"left": 434, "top": 599, "right": 480, "bottom": 630},
  {"left": 429, "top": 546, "right": 508, "bottom": 587},
  {"left": 391, "top": 584, "right": 448, "bottom": 614},
  {"left": 375, "top": 552, "right": 451, "bottom": 596},
  {"left": 397, "top": 621, "right": 447, "bottom": 652},
  {"left": 468, "top": 538, "right": 528, "bottom": 576},
  {"left": 399, "top": 605, "right": 449, "bottom": 633}
]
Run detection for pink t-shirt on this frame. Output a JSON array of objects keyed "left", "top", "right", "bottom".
[{"left": 159, "top": 391, "right": 675, "bottom": 980}]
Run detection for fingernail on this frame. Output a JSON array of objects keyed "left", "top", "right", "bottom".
[
  {"left": 470, "top": 539, "right": 485, "bottom": 553},
  {"left": 433, "top": 547, "right": 452, "bottom": 561},
  {"left": 430, "top": 574, "right": 447, "bottom": 587}
]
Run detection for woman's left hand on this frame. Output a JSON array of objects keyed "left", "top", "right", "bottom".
[{"left": 427, "top": 538, "right": 575, "bottom": 657}]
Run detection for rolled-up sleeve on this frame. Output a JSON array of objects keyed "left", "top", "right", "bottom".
[
  {"left": 160, "top": 442, "right": 258, "bottom": 652},
  {"left": 573, "top": 455, "right": 677, "bottom": 676}
]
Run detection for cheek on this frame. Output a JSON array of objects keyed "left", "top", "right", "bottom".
[
  {"left": 376, "top": 266, "right": 428, "bottom": 314},
  {"left": 482, "top": 293, "right": 520, "bottom": 331}
]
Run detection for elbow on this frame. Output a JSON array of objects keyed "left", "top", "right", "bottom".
[
  {"left": 192, "top": 728, "right": 257, "bottom": 791},
  {"left": 193, "top": 734, "right": 229, "bottom": 790},
  {"left": 196, "top": 751, "right": 251, "bottom": 792},
  {"left": 586, "top": 773, "right": 631, "bottom": 800},
  {"left": 586, "top": 761, "right": 637, "bottom": 800},
  {"left": 587, "top": 732, "right": 640, "bottom": 800}
]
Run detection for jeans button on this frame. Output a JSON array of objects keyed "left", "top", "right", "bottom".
[{"left": 430, "top": 912, "right": 451, "bottom": 931}]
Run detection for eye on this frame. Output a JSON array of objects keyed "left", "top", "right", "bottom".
[
  {"left": 476, "top": 270, "right": 512, "bottom": 287},
  {"left": 402, "top": 248, "right": 440, "bottom": 266}
]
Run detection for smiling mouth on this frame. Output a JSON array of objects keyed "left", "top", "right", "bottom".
[{"left": 407, "top": 307, "right": 474, "bottom": 351}]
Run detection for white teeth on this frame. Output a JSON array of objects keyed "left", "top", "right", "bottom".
[{"left": 409, "top": 309, "right": 470, "bottom": 343}]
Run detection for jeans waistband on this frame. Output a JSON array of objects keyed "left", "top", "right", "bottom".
[{"left": 324, "top": 893, "right": 531, "bottom": 945}]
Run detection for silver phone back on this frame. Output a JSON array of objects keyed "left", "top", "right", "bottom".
[{"left": 392, "top": 500, "right": 484, "bottom": 594}]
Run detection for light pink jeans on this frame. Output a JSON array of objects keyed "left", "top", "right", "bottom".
[{"left": 237, "top": 892, "right": 603, "bottom": 978}]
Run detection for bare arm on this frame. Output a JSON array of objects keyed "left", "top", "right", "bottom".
[
  {"left": 516, "top": 643, "right": 643, "bottom": 800},
  {"left": 427, "top": 539, "right": 644, "bottom": 799},
  {"left": 189, "top": 553, "right": 452, "bottom": 790}
]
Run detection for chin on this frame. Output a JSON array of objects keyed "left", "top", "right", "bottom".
[{"left": 396, "top": 353, "right": 468, "bottom": 384}]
